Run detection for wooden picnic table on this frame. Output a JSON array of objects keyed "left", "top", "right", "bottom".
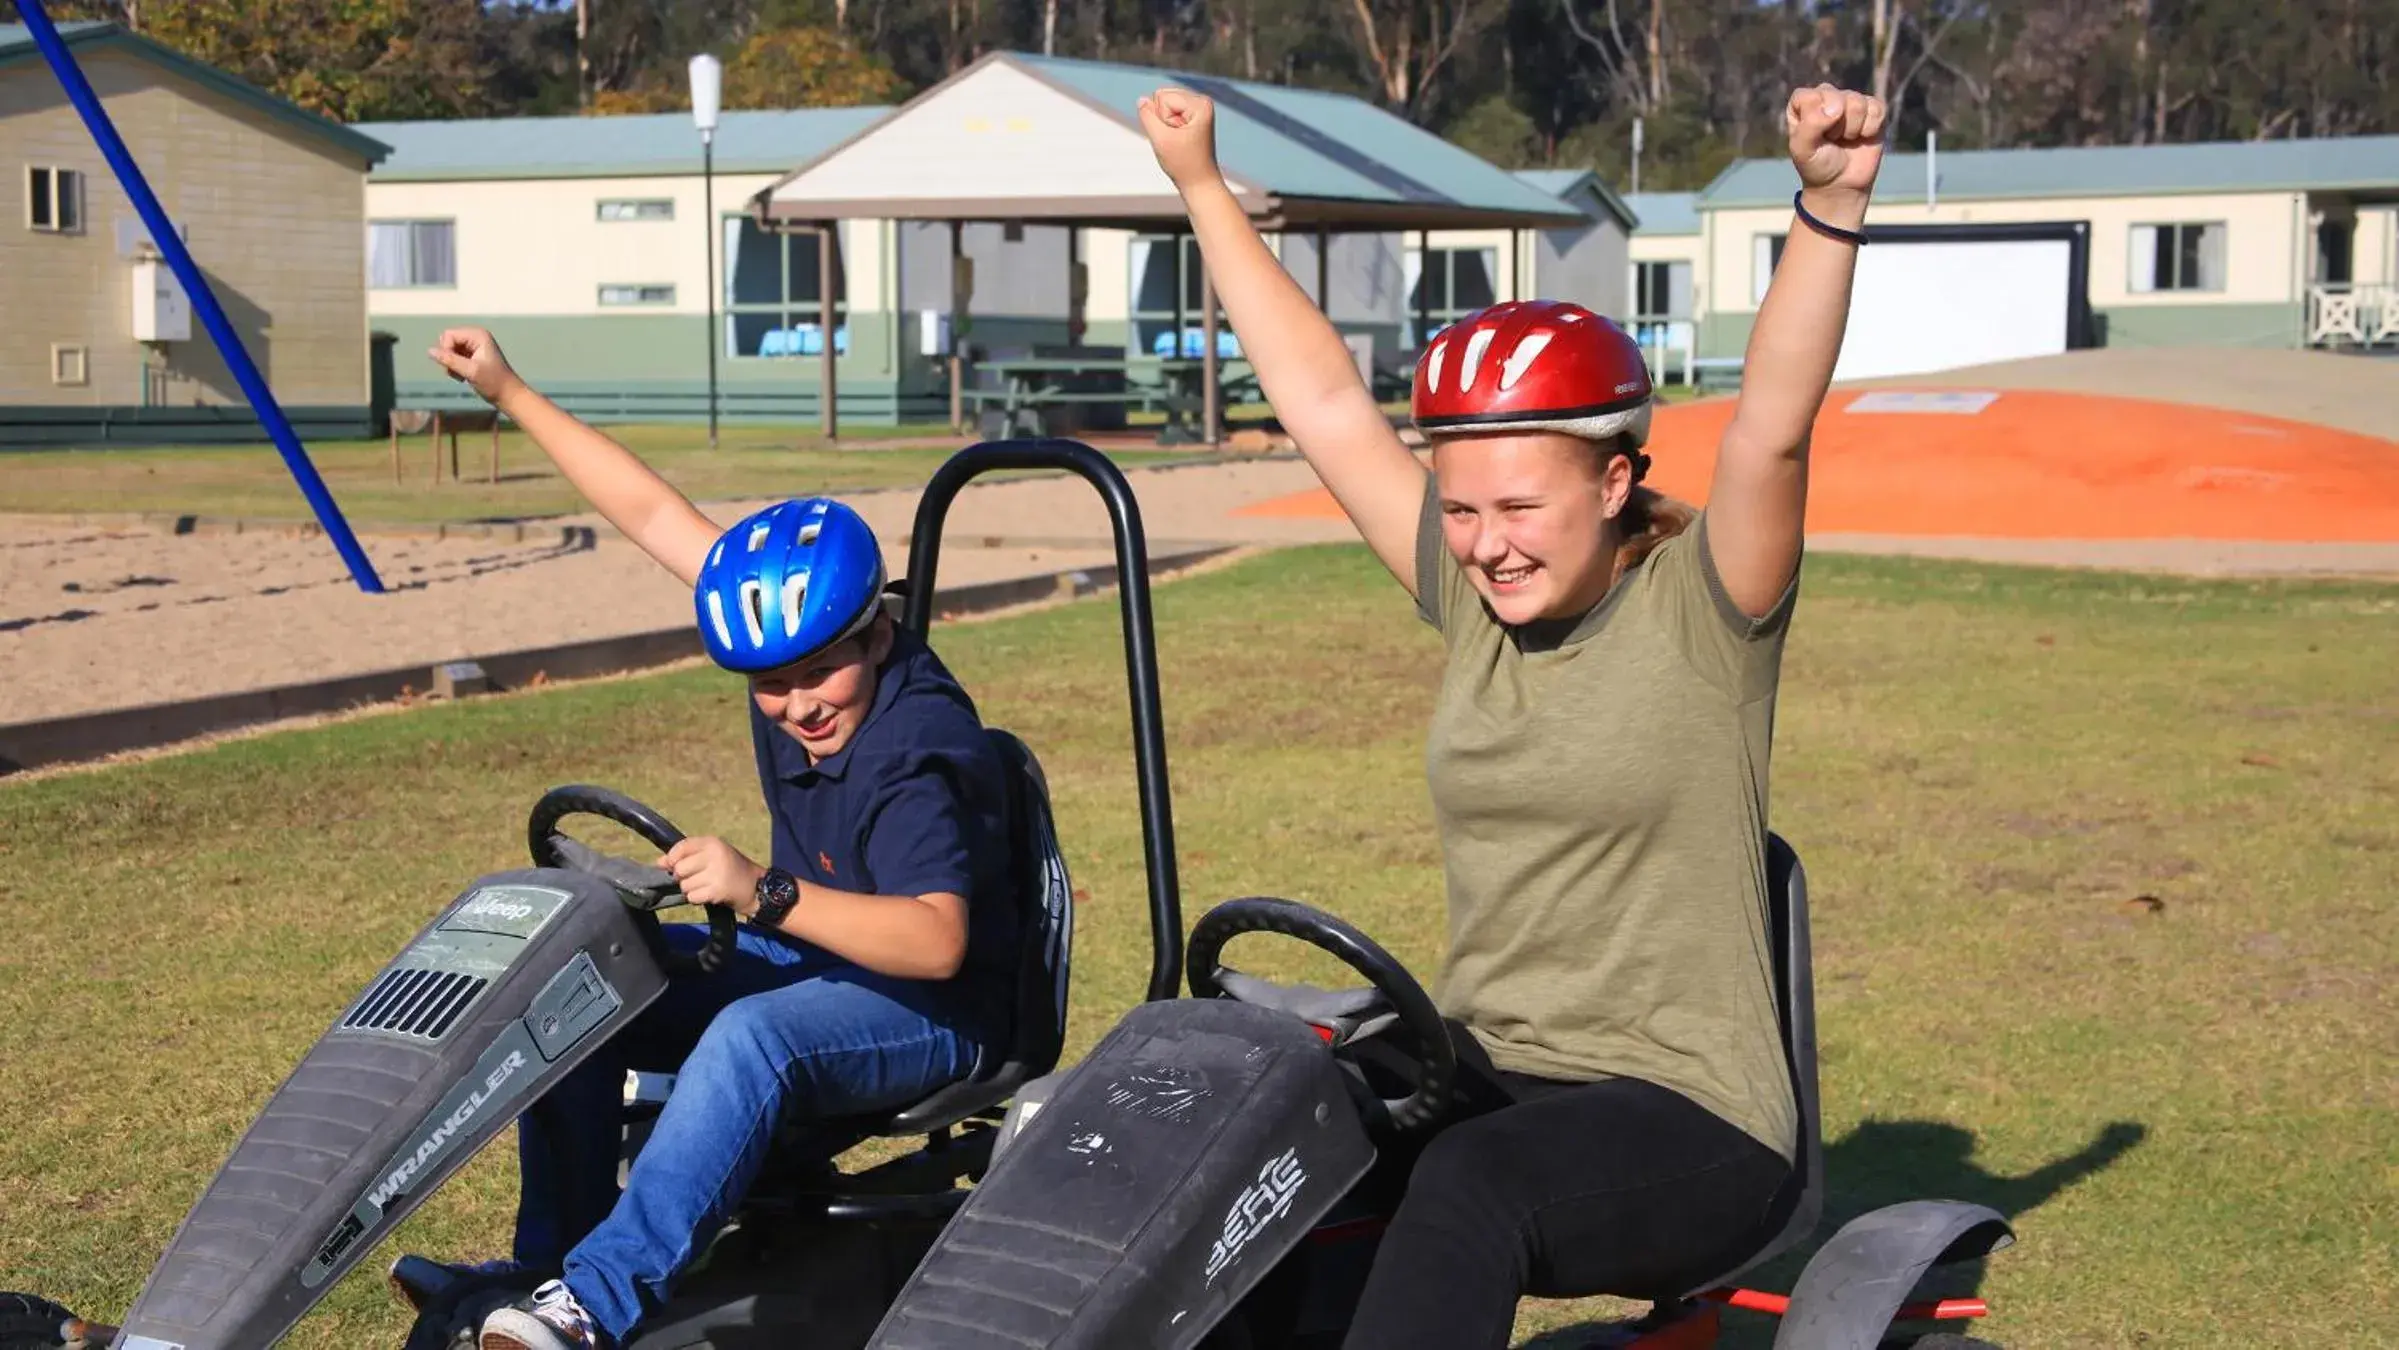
[
  {"left": 388, "top": 408, "right": 506, "bottom": 485},
  {"left": 966, "top": 356, "right": 1259, "bottom": 445}
]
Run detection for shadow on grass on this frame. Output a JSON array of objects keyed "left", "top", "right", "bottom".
[{"left": 1518, "top": 1118, "right": 2146, "bottom": 1349}]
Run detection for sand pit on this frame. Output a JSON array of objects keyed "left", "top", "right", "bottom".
[{"left": 0, "top": 517, "right": 1125, "bottom": 731}]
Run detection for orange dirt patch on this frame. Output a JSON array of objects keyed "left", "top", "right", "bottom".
[{"left": 1235, "top": 389, "right": 2399, "bottom": 542}]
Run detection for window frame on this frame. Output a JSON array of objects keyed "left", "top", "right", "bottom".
[
  {"left": 722, "top": 215, "right": 849, "bottom": 361},
  {"left": 1404, "top": 244, "right": 1501, "bottom": 348},
  {"left": 26, "top": 165, "right": 84, "bottom": 234},
  {"left": 598, "top": 282, "right": 677, "bottom": 307},
  {"left": 1129, "top": 233, "right": 1212, "bottom": 356},
  {"left": 367, "top": 218, "right": 457, "bottom": 289},
  {"left": 597, "top": 198, "right": 676, "bottom": 223},
  {"left": 1751, "top": 232, "right": 1787, "bottom": 305},
  {"left": 1632, "top": 259, "right": 1693, "bottom": 321},
  {"left": 2129, "top": 220, "right": 2227, "bottom": 294},
  {"left": 51, "top": 343, "right": 89, "bottom": 386}
]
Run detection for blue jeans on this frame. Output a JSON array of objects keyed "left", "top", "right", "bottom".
[{"left": 511, "top": 923, "right": 978, "bottom": 1344}]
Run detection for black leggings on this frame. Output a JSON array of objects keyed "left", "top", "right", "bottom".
[{"left": 1340, "top": 1036, "right": 1791, "bottom": 1350}]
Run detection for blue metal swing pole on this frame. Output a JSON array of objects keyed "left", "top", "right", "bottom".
[{"left": 18, "top": 0, "right": 385, "bottom": 594}]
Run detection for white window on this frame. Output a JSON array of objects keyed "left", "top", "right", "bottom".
[
  {"left": 2129, "top": 222, "right": 2226, "bottom": 293},
  {"left": 598, "top": 198, "right": 674, "bottom": 222},
  {"left": 599, "top": 283, "right": 675, "bottom": 306},
  {"left": 1633, "top": 261, "right": 1692, "bottom": 320},
  {"left": 369, "top": 219, "right": 455, "bottom": 288},
  {"left": 1402, "top": 245, "right": 1499, "bottom": 348},
  {"left": 51, "top": 343, "right": 89, "bottom": 386},
  {"left": 725, "top": 218, "right": 847, "bottom": 358},
  {"left": 26, "top": 166, "right": 83, "bottom": 233},
  {"left": 1752, "top": 233, "right": 1787, "bottom": 304}
]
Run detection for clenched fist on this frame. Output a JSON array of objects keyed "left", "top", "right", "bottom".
[
  {"left": 1785, "top": 84, "right": 1887, "bottom": 201},
  {"left": 1137, "top": 86, "right": 1222, "bottom": 193},
  {"left": 427, "top": 326, "right": 527, "bottom": 408},
  {"left": 660, "top": 836, "right": 768, "bottom": 915}
]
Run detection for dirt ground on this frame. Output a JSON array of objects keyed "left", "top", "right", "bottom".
[
  {"left": 5, "top": 346, "right": 2394, "bottom": 739},
  {"left": 0, "top": 519, "right": 1125, "bottom": 728}
]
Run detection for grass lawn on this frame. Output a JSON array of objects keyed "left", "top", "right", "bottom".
[
  {"left": 0, "top": 387, "right": 1704, "bottom": 528},
  {"left": 0, "top": 424, "right": 1193, "bottom": 526},
  {"left": 1, "top": 547, "right": 2391, "bottom": 1347}
]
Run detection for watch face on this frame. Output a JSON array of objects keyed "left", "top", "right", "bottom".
[{"left": 755, "top": 869, "right": 797, "bottom": 922}]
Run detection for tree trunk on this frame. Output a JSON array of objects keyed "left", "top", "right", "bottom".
[
  {"left": 1647, "top": 0, "right": 1665, "bottom": 106},
  {"left": 835, "top": 0, "right": 847, "bottom": 33},
  {"left": 1343, "top": 0, "right": 1399, "bottom": 107},
  {"left": 1242, "top": 0, "right": 1257, "bottom": 79},
  {"left": 575, "top": 0, "right": 589, "bottom": 110},
  {"left": 1042, "top": 0, "right": 1056, "bottom": 55},
  {"left": 1871, "top": 0, "right": 1900, "bottom": 105}
]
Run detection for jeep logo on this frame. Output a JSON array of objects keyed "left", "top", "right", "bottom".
[{"left": 463, "top": 897, "right": 536, "bottom": 921}]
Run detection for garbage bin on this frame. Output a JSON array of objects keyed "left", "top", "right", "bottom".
[{"left": 369, "top": 330, "right": 398, "bottom": 438}]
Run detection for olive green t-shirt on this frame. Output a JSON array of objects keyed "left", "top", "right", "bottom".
[{"left": 1414, "top": 477, "right": 1798, "bottom": 1161}]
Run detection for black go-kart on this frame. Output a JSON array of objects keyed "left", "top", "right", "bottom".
[{"left": 1, "top": 441, "right": 2013, "bottom": 1350}]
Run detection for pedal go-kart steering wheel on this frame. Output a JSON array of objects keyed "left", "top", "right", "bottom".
[
  {"left": 525, "top": 784, "right": 739, "bottom": 979},
  {"left": 1187, "top": 897, "right": 1457, "bottom": 1132}
]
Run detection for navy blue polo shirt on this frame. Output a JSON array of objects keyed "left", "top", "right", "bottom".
[{"left": 749, "top": 622, "right": 1018, "bottom": 1042}]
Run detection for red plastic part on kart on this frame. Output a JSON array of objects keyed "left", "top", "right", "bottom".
[
  {"left": 1704, "top": 1287, "right": 1990, "bottom": 1322},
  {"left": 1612, "top": 1198, "right": 2012, "bottom": 1348}
]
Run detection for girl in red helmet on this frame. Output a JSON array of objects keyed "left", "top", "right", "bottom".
[{"left": 1141, "top": 83, "right": 1886, "bottom": 1348}]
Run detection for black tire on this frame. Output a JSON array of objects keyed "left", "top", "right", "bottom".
[{"left": 1894, "top": 1336, "right": 2002, "bottom": 1349}]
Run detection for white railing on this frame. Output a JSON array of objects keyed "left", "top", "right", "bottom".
[
  {"left": 1630, "top": 317, "right": 1697, "bottom": 384},
  {"left": 2306, "top": 283, "right": 2399, "bottom": 347}
]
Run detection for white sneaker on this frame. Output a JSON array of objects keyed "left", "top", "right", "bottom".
[{"left": 479, "top": 1279, "right": 604, "bottom": 1350}]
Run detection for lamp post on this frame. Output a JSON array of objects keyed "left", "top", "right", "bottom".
[{"left": 690, "top": 54, "right": 722, "bottom": 448}]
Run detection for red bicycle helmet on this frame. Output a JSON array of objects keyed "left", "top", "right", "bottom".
[{"left": 1410, "top": 300, "right": 1654, "bottom": 452}]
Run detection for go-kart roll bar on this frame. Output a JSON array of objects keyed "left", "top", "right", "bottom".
[{"left": 902, "top": 438, "right": 1184, "bottom": 1004}]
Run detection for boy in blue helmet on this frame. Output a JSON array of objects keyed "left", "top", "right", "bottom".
[{"left": 417, "top": 328, "right": 1020, "bottom": 1350}]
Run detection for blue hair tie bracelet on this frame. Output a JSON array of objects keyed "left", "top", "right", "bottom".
[{"left": 1793, "top": 189, "right": 1869, "bottom": 246}]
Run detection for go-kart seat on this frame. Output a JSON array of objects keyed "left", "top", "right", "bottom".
[
  {"left": 1689, "top": 830, "right": 1825, "bottom": 1289},
  {"left": 848, "top": 726, "right": 1076, "bottom": 1139},
  {"left": 1526, "top": 832, "right": 1824, "bottom": 1303}
]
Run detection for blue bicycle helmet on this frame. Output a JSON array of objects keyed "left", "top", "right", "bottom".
[{"left": 693, "top": 497, "right": 887, "bottom": 673}]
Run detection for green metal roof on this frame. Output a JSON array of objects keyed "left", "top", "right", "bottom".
[
  {"left": 1700, "top": 135, "right": 2399, "bottom": 208},
  {"left": 1012, "top": 53, "right": 1582, "bottom": 227},
  {"left": 356, "top": 106, "right": 890, "bottom": 182},
  {"left": 0, "top": 21, "right": 390, "bottom": 164},
  {"left": 1623, "top": 191, "right": 1699, "bottom": 235},
  {"left": 1513, "top": 168, "right": 1639, "bottom": 231}
]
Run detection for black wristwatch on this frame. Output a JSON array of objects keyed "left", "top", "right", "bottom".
[{"left": 751, "top": 867, "right": 800, "bottom": 929}]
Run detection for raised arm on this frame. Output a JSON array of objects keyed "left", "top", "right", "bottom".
[
  {"left": 430, "top": 327, "right": 723, "bottom": 586},
  {"left": 1138, "top": 88, "right": 1426, "bottom": 596},
  {"left": 1704, "top": 85, "right": 1887, "bottom": 618}
]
